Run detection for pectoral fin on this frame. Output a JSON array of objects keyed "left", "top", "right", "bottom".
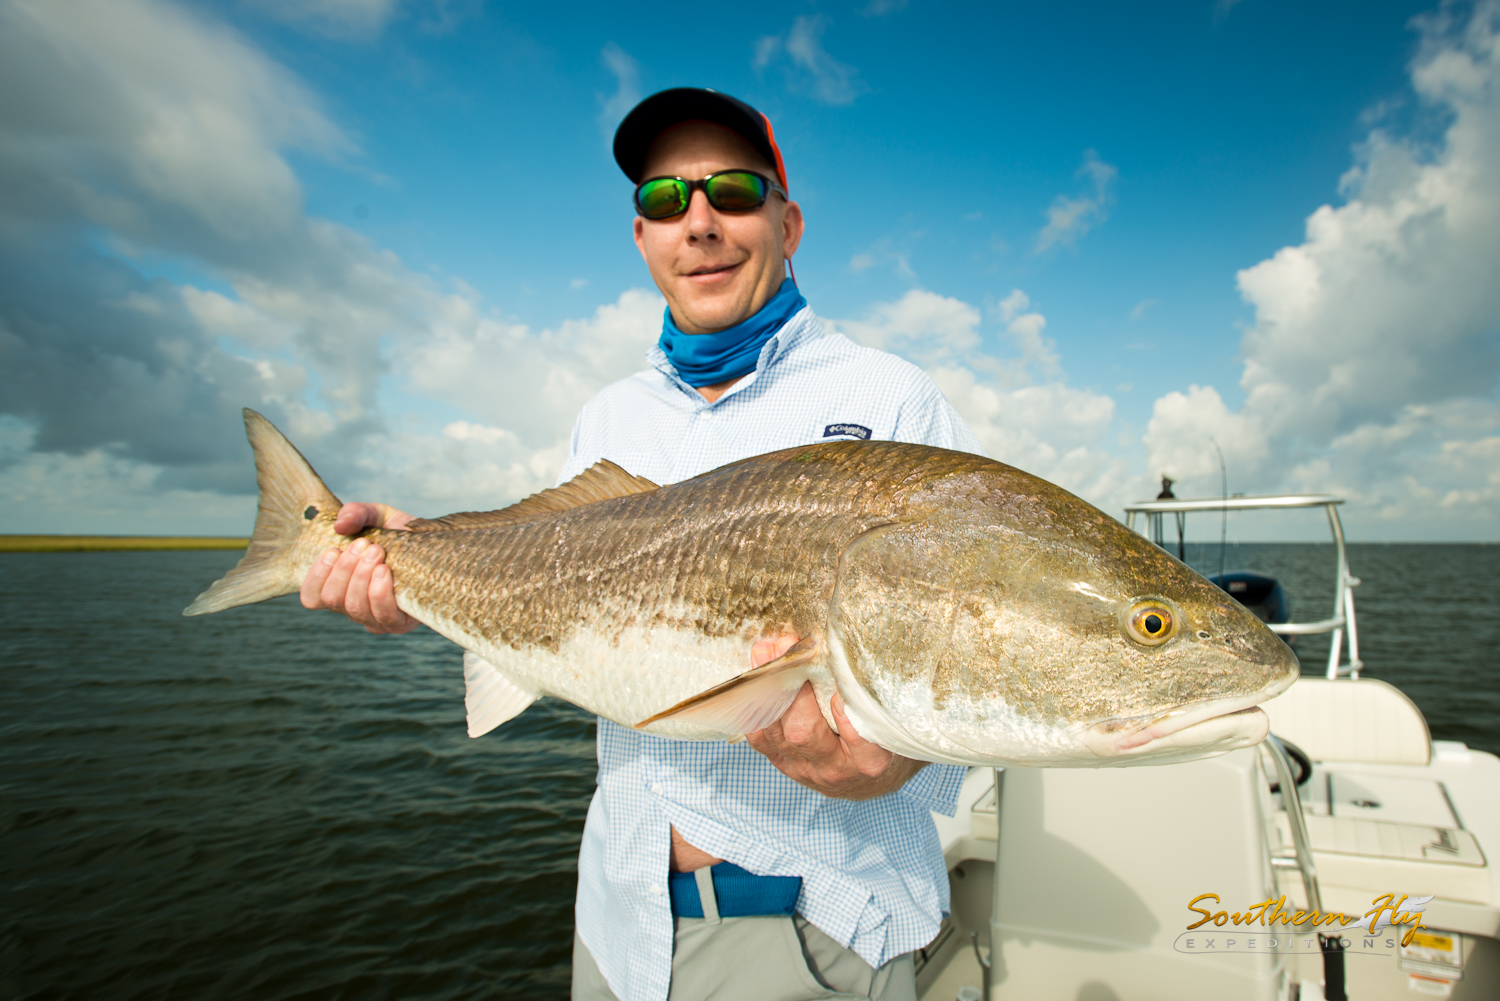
[
  {"left": 634, "top": 638, "right": 820, "bottom": 735},
  {"left": 463, "top": 651, "right": 539, "bottom": 738}
]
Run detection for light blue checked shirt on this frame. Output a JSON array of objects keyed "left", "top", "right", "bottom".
[{"left": 560, "top": 304, "right": 983, "bottom": 1001}]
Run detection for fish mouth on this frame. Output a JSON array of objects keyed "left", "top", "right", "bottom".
[{"left": 1082, "top": 679, "right": 1291, "bottom": 761}]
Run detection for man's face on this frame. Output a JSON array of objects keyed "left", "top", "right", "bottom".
[{"left": 633, "top": 122, "right": 804, "bottom": 335}]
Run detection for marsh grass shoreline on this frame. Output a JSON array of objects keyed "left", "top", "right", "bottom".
[{"left": 0, "top": 535, "right": 249, "bottom": 552}]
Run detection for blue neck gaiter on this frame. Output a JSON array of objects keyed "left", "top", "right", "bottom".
[{"left": 659, "top": 279, "right": 807, "bottom": 388}]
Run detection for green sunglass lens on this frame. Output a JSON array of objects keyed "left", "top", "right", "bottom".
[
  {"left": 637, "top": 179, "right": 687, "bottom": 218},
  {"left": 706, "top": 172, "right": 767, "bottom": 211}
]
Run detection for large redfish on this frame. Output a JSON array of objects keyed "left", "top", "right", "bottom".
[{"left": 185, "top": 410, "right": 1297, "bottom": 766}]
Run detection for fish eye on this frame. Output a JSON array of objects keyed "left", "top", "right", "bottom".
[
  {"left": 1125, "top": 600, "right": 1176, "bottom": 646},
  {"left": 304, "top": 506, "right": 318, "bottom": 520}
]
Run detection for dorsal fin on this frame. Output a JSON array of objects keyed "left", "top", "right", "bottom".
[{"left": 406, "top": 459, "right": 659, "bottom": 532}]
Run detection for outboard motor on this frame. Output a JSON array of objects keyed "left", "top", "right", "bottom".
[{"left": 1209, "top": 571, "right": 1294, "bottom": 644}]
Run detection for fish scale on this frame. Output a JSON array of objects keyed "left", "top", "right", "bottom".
[{"left": 185, "top": 410, "right": 1300, "bottom": 766}]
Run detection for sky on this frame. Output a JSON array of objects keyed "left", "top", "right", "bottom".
[{"left": 0, "top": 0, "right": 1497, "bottom": 541}]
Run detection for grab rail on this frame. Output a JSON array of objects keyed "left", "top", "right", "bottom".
[
  {"left": 1264, "top": 735, "right": 1320, "bottom": 911},
  {"left": 1265, "top": 735, "right": 1347, "bottom": 1001}
]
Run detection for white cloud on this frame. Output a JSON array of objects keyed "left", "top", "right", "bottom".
[
  {"left": 1036, "top": 150, "right": 1117, "bottom": 252},
  {"left": 1, "top": 0, "right": 350, "bottom": 247},
  {"left": 934, "top": 368, "right": 1133, "bottom": 505},
  {"left": 1142, "top": 0, "right": 1500, "bottom": 537},
  {"left": 249, "top": 0, "right": 476, "bottom": 39},
  {"left": 829, "top": 289, "right": 1132, "bottom": 506},
  {"left": 249, "top": 0, "right": 402, "bottom": 39},
  {"left": 996, "top": 289, "right": 1029, "bottom": 323},
  {"left": 994, "top": 289, "right": 1057, "bottom": 375},
  {"left": 1143, "top": 384, "right": 1269, "bottom": 486},
  {"left": 0, "top": 0, "right": 455, "bottom": 473},
  {"left": 599, "top": 42, "right": 642, "bottom": 136},
  {"left": 847, "top": 237, "right": 916, "bottom": 279},
  {"left": 0, "top": 416, "right": 255, "bottom": 534},
  {"left": 346, "top": 288, "right": 665, "bottom": 516},
  {"left": 182, "top": 288, "right": 295, "bottom": 351},
  {"left": 755, "top": 15, "right": 865, "bottom": 106},
  {"left": 832, "top": 289, "right": 980, "bottom": 362},
  {"left": 1130, "top": 298, "right": 1158, "bottom": 321},
  {"left": 398, "top": 288, "right": 661, "bottom": 453},
  {"left": 443, "top": 421, "right": 516, "bottom": 446},
  {"left": 1284, "top": 399, "right": 1500, "bottom": 529},
  {"left": 1215, "top": 0, "right": 1250, "bottom": 23}
]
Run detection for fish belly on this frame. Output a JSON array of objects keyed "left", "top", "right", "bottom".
[{"left": 404, "top": 594, "right": 790, "bottom": 740}]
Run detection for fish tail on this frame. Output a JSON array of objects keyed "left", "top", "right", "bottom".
[{"left": 183, "top": 409, "right": 344, "bottom": 616}]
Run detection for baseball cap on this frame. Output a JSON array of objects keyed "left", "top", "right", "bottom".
[{"left": 612, "top": 88, "right": 788, "bottom": 192}]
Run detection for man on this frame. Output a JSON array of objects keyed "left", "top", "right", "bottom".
[{"left": 305, "top": 89, "right": 983, "bottom": 1001}]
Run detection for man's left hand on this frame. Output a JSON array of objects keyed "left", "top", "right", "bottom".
[{"left": 744, "top": 635, "right": 926, "bottom": 800}]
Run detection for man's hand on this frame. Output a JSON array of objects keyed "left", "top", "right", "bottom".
[
  {"left": 744, "top": 635, "right": 926, "bottom": 800},
  {"left": 668, "top": 634, "right": 925, "bottom": 869},
  {"left": 299, "top": 502, "right": 419, "bottom": 635}
]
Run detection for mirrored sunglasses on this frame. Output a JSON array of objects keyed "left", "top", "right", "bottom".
[{"left": 633, "top": 170, "right": 787, "bottom": 220}]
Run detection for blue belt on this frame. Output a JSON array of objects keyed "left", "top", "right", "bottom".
[{"left": 668, "top": 861, "right": 802, "bottom": 919}]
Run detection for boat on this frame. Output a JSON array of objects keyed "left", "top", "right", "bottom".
[
  {"left": 1209, "top": 571, "right": 1293, "bottom": 639},
  {"left": 914, "top": 493, "right": 1498, "bottom": 1001}
]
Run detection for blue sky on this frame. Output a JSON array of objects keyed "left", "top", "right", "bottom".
[
  {"left": 1, "top": 0, "right": 1496, "bottom": 540},
  {"left": 283, "top": 0, "right": 1430, "bottom": 408}
]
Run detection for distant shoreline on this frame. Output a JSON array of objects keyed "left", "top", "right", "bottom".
[{"left": 0, "top": 536, "right": 249, "bottom": 552}]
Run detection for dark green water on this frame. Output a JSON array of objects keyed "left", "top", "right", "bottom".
[
  {"left": 1, "top": 551, "right": 595, "bottom": 1001},
  {"left": 2, "top": 545, "right": 1496, "bottom": 999}
]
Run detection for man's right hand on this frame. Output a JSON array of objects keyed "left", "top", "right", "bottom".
[{"left": 300, "top": 502, "right": 419, "bottom": 635}]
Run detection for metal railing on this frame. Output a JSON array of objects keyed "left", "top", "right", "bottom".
[
  {"left": 1264, "top": 735, "right": 1347, "bottom": 1001},
  {"left": 1264, "top": 735, "right": 1321, "bottom": 910}
]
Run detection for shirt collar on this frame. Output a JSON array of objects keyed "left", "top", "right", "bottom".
[{"left": 646, "top": 304, "right": 824, "bottom": 405}]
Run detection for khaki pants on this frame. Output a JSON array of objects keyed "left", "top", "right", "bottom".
[{"left": 571, "top": 916, "right": 917, "bottom": 1001}]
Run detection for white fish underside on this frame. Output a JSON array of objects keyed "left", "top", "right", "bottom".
[
  {"left": 408, "top": 593, "right": 1280, "bottom": 768},
  {"left": 407, "top": 595, "right": 839, "bottom": 742}
]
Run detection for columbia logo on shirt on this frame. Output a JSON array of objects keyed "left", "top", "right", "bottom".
[{"left": 823, "top": 423, "right": 873, "bottom": 440}]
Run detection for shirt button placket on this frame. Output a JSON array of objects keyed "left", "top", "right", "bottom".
[{"left": 642, "top": 746, "right": 669, "bottom": 911}]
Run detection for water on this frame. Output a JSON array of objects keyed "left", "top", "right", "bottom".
[
  {"left": 1, "top": 552, "right": 595, "bottom": 1000},
  {"left": 1, "top": 545, "right": 1496, "bottom": 999}
]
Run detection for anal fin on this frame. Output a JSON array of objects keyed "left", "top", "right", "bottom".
[
  {"left": 634, "top": 638, "right": 820, "bottom": 736},
  {"left": 463, "top": 651, "right": 539, "bottom": 738}
]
